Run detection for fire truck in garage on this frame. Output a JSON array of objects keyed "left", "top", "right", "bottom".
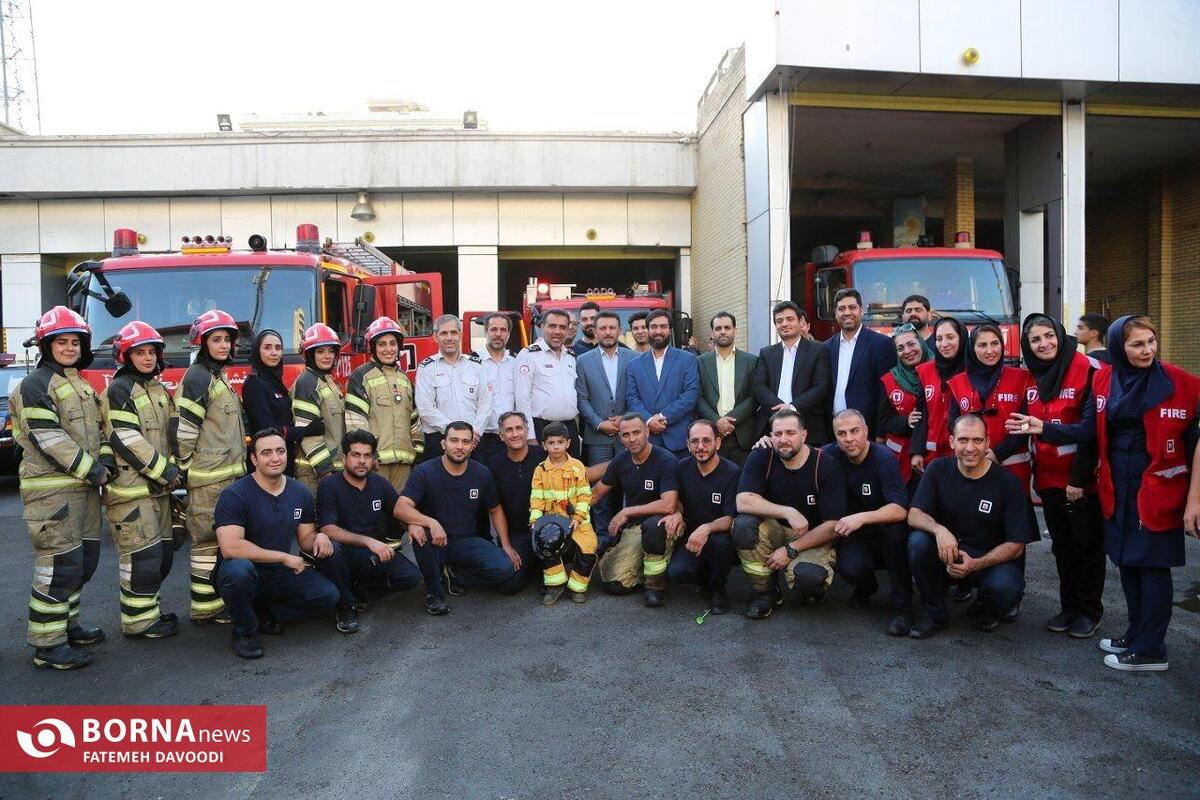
[
  {"left": 66, "top": 224, "right": 443, "bottom": 393},
  {"left": 796, "top": 231, "right": 1020, "bottom": 360}
]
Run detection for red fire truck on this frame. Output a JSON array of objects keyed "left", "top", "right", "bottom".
[
  {"left": 67, "top": 225, "right": 443, "bottom": 394},
  {"left": 796, "top": 231, "right": 1020, "bottom": 359}
]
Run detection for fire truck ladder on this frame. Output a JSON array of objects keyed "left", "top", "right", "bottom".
[{"left": 322, "top": 238, "right": 401, "bottom": 276}]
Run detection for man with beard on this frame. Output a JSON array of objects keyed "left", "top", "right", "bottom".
[
  {"left": 626, "top": 308, "right": 699, "bottom": 460},
  {"left": 576, "top": 310, "right": 635, "bottom": 467},
  {"left": 478, "top": 313, "right": 517, "bottom": 464},
  {"left": 396, "top": 421, "right": 523, "bottom": 613},
  {"left": 571, "top": 301, "right": 600, "bottom": 356},
  {"left": 822, "top": 410, "right": 912, "bottom": 635},
  {"left": 628, "top": 311, "right": 651, "bottom": 353},
  {"left": 314, "top": 429, "right": 426, "bottom": 627},
  {"left": 515, "top": 308, "right": 580, "bottom": 457},
  {"left": 697, "top": 311, "right": 758, "bottom": 465},
  {"left": 901, "top": 294, "right": 934, "bottom": 343},
  {"left": 733, "top": 408, "right": 846, "bottom": 619},
  {"left": 661, "top": 419, "right": 740, "bottom": 614}
]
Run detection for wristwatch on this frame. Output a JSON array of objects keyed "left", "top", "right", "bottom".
[{"left": 784, "top": 543, "right": 799, "bottom": 559}]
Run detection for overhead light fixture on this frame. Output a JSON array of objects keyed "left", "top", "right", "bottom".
[
  {"left": 216, "top": 114, "right": 233, "bottom": 132},
  {"left": 463, "top": 110, "right": 478, "bottom": 130},
  {"left": 350, "top": 191, "right": 376, "bottom": 221}
]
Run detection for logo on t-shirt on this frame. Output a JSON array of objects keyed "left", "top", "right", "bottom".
[
  {"left": 372, "top": 499, "right": 382, "bottom": 511},
  {"left": 861, "top": 483, "right": 871, "bottom": 496},
  {"left": 1167, "top": 438, "right": 1176, "bottom": 454},
  {"left": 806, "top": 494, "right": 815, "bottom": 506},
  {"left": 644, "top": 480, "right": 654, "bottom": 490},
  {"left": 978, "top": 499, "right": 993, "bottom": 514},
  {"left": 469, "top": 488, "right": 479, "bottom": 499},
  {"left": 711, "top": 492, "right": 721, "bottom": 504},
  {"left": 293, "top": 508, "right": 302, "bottom": 520}
]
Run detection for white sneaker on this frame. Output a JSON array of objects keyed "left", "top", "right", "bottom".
[{"left": 1098, "top": 637, "right": 1129, "bottom": 654}]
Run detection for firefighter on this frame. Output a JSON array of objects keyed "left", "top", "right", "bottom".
[
  {"left": 101, "top": 321, "right": 182, "bottom": 640},
  {"left": 344, "top": 316, "right": 423, "bottom": 493},
  {"left": 169, "top": 309, "right": 246, "bottom": 624},
  {"left": 290, "top": 323, "right": 340, "bottom": 494},
  {"left": 13, "top": 306, "right": 110, "bottom": 669}
]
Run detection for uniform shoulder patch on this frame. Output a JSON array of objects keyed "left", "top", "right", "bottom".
[
  {"left": 525, "top": 344, "right": 542, "bottom": 353},
  {"left": 419, "top": 355, "right": 436, "bottom": 366},
  {"left": 468, "top": 353, "right": 482, "bottom": 363}
]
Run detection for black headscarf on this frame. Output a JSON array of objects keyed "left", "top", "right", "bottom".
[
  {"left": 965, "top": 323, "right": 1005, "bottom": 400},
  {"left": 1105, "top": 314, "right": 1173, "bottom": 422},
  {"left": 931, "top": 316, "right": 968, "bottom": 382},
  {"left": 116, "top": 343, "right": 166, "bottom": 381},
  {"left": 249, "top": 329, "right": 287, "bottom": 395},
  {"left": 37, "top": 332, "right": 95, "bottom": 371},
  {"left": 1021, "top": 313, "right": 1075, "bottom": 402}
]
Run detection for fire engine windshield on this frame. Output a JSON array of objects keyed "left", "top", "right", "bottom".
[
  {"left": 853, "top": 258, "right": 1015, "bottom": 323},
  {"left": 83, "top": 266, "right": 317, "bottom": 360}
]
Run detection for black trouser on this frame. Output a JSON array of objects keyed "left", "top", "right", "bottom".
[
  {"left": 666, "top": 531, "right": 737, "bottom": 593},
  {"left": 533, "top": 417, "right": 580, "bottom": 459},
  {"left": 313, "top": 542, "right": 422, "bottom": 606},
  {"left": 1039, "top": 488, "right": 1105, "bottom": 621},
  {"left": 908, "top": 531, "right": 1024, "bottom": 623},
  {"left": 472, "top": 432, "right": 505, "bottom": 465},
  {"left": 717, "top": 437, "right": 749, "bottom": 466},
  {"left": 835, "top": 522, "right": 912, "bottom": 611}
]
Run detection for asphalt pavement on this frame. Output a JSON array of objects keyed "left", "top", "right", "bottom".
[{"left": 0, "top": 475, "right": 1196, "bottom": 799}]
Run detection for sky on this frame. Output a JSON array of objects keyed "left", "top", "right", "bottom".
[{"left": 19, "top": 0, "right": 751, "bottom": 136}]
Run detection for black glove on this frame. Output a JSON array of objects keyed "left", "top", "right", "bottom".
[{"left": 297, "top": 419, "right": 325, "bottom": 439}]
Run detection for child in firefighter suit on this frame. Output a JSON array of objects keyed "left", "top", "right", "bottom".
[
  {"left": 13, "top": 307, "right": 110, "bottom": 669},
  {"left": 101, "top": 321, "right": 182, "bottom": 640},
  {"left": 529, "top": 422, "right": 597, "bottom": 604}
]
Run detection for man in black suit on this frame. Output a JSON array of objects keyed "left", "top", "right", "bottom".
[
  {"left": 697, "top": 311, "right": 759, "bottom": 465},
  {"left": 751, "top": 301, "right": 830, "bottom": 445},
  {"left": 824, "top": 288, "right": 896, "bottom": 438}
]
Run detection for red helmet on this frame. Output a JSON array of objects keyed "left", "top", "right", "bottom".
[
  {"left": 365, "top": 316, "right": 404, "bottom": 346},
  {"left": 188, "top": 309, "right": 239, "bottom": 346},
  {"left": 301, "top": 323, "right": 340, "bottom": 353},
  {"left": 35, "top": 306, "right": 90, "bottom": 343},
  {"left": 112, "top": 321, "right": 165, "bottom": 366}
]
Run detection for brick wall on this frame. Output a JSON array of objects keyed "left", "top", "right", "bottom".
[
  {"left": 691, "top": 48, "right": 749, "bottom": 349},
  {"left": 1086, "top": 181, "right": 1149, "bottom": 321},
  {"left": 942, "top": 158, "right": 975, "bottom": 246}
]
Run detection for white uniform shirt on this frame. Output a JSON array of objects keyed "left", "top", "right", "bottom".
[
  {"left": 833, "top": 326, "right": 861, "bottom": 414},
  {"left": 513, "top": 337, "right": 578, "bottom": 423},
  {"left": 777, "top": 340, "right": 801, "bottom": 406},
  {"left": 415, "top": 352, "right": 492, "bottom": 435},
  {"left": 480, "top": 349, "right": 516, "bottom": 433}
]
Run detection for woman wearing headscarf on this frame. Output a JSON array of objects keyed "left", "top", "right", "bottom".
[
  {"left": 910, "top": 316, "right": 968, "bottom": 475},
  {"left": 1011, "top": 315, "right": 1200, "bottom": 671},
  {"left": 877, "top": 323, "right": 932, "bottom": 496},
  {"left": 1019, "top": 313, "right": 1105, "bottom": 639},
  {"left": 242, "top": 329, "right": 315, "bottom": 476},
  {"left": 946, "top": 323, "right": 1033, "bottom": 489}
]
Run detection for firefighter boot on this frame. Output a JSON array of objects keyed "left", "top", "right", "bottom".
[{"left": 33, "top": 643, "right": 94, "bottom": 671}]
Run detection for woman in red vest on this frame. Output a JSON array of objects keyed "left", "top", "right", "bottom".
[
  {"left": 877, "top": 323, "right": 932, "bottom": 497},
  {"left": 910, "top": 316, "right": 968, "bottom": 475},
  {"left": 947, "top": 324, "right": 1033, "bottom": 489},
  {"left": 1011, "top": 315, "right": 1200, "bottom": 672},
  {"left": 1019, "top": 314, "right": 1105, "bottom": 639}
]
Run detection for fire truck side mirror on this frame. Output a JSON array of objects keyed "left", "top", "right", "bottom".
[
  {"left": 350, "top": 283, "right": 377, "bottom": 353},
  {"left": 811, "top": 245, "right": 838, "bottom": 267},
  {"left": 104, "top": 291, "right": 132, "bottom": 318}
]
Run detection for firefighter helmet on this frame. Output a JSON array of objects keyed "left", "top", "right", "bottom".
[
  {"left": 112, "top": 321, "right": 165, "bottom": 365},
  {"left": 365, "top": 316, "right": 404, "bottom": 346},
  {"left": 188, "top": 309, "right": 239, "bottom": 346},
  {"left": 530, "top": 514, "right": 572, "bottom": 561},
  {"left": 34, "top": 306, "right": 90, "bottom": 343},
  {"left": 301, "top": 323, "right": 340, "bottom": 353}
]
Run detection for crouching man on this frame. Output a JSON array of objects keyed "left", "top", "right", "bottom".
[
  {"left": 214, "top": 429, "right": 340, "bottom": 659},
  {"left": 906, "top": 413, "right": 1038, "bottom": 639},
  {"left": 733, "top": 408, "right": 846, "bottom": 620}
]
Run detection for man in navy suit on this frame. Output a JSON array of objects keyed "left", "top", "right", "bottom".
[
  {"left": 625, "top": 309, "right": 700, "bottom": 459},
  {"left": 576, "top": 310, "right": 635, "bottom": 466},
  {"left": 823, "top": 288, "right": 896, "bottom": 438}
]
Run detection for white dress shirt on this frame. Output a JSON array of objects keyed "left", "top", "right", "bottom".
[
  {"left": 776, "top": 340, "right": 801, "bottom": 405},
  {"left": 513, "top": 338, "right": 578, "bottom": 423},
  {"left": 833, "top": 325, "right": 862, "bottom": 414},
  {"left": 415, "top": 352, "right": 492, "bottom": 435},
  {"left": 653, "top": 350, "right": 666, "bottom": 380},
  {"left": 600, "top": 347, "right": 621, "bottom": 396},
  {"left": 480, "top": 349, "right": 516, "bottom": 433}
]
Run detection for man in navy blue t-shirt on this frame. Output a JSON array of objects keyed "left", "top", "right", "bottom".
[
  {"left": 487, "top": 411, "right": 546, "bottom": 588},
  {"left": 662, "top": 419, "right": 740, "bottom": 614},
  {"left": 733, "top": 408, "right": 847, "bottom": 619},
  {"left": 315, "top": 429, "right": 425, "bottom": 618},
  {"left": 215, "top": 429, "right": 340, "bottom": 660},
  {"left": 397, "top": 421, "right": 523, "bottom": 614},
  {"left": 823, "top": 409, "right": 911, "bottom": 636},
  {"left": 590, "top": 413, "right": 679, "bottom": 605}
]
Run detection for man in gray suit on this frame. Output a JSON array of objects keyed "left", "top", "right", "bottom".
[
  {"left": 576, "top": 310, "right": 635, "bottom": 466},
  {"left": 696, "top": 311, "right": 759, "bottom": 465}
]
